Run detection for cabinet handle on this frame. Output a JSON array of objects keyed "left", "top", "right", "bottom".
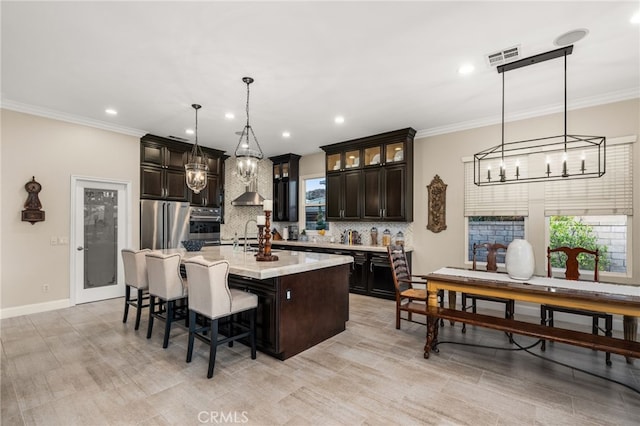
[
  {"left": 379, "top": 209, "right": 382, "bottom": 218},
  {"left": 383, "top": 208, "right": 386, "bottom": 217},
  {"left": 370, "top": 262, "right": 374, "bottom": 272}
]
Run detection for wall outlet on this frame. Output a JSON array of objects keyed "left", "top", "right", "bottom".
[
  {"left": 58, "top": 236, "right": 69, "bottom": 245},
  {"left": 42, "top": 284, "right": 49, "bottom": 293},
  {"left": 50, "top": 236, "right": 58, "bottom": 246}
]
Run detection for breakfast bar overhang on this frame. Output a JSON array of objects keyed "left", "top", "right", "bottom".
[{"left": 164, "top": 246, "right": 353, "bottom": 360}]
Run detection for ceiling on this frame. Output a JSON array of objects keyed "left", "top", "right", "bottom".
[{"left": 2, "top": 1, "right": 639, "bottom": 157}]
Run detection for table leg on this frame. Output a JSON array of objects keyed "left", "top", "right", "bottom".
[
  {"left": 424, "top": 289, "right": 441, "bottom": 359},
  {"left": 448, "top": 290, "right": 456, "bottom": 325},
  {"left": 623, "top": 315, "right": 637, "bottom": 364}
]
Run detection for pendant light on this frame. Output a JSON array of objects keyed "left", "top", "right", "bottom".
[
  {"left": 185, "top": 104, "right": 208, "bottom": 194},
  {"left": 473, "top": 45, "right": 605, "bottom": 186},
  {"left": 234, "top": 77, "right": 264, "bottom": 185}
]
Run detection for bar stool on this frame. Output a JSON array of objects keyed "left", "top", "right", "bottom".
[
  {"left": 183, "top": 257, "right": 258, "bottom": 379},
  {"left": 121, "top": 248, "right": 151, "bottom": 330},
  {"left": 145, "top": 252, "right": 189, "bottom": 348}
]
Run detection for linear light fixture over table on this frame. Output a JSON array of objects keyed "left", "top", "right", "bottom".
[
  {"left": 185, "top": 104, "right": 208, "bottom": 194},
  {"left": 474, "top": 45, "right": 605, "bottom": 186},
  {"left": 235, "top": 77, "right": 264, "bottom": 186}
]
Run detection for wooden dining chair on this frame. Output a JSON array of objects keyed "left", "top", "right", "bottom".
[
  {"left": 388, "top": 244, "right": 443, "bottom": 330},
  {"left": 461, "top": 242, "right": 514, "bottom": 342},
  {"left": 541, "top": 246, "right": 612, "bottom": 365}
]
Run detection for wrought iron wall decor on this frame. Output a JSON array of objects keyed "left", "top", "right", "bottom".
[
  {"left": 22, "top": 176, "right": 45, "bottom": 224},
  {"left": 427, "top": 175, "right": 447, "bottom": 233}
]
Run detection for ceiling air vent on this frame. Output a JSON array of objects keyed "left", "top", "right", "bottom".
[
  {"left": 486, "top": 45, "right": 521, "bottom": 68},
  {"left": 167, "top": 135, "right": 189, "bottom": 142}
]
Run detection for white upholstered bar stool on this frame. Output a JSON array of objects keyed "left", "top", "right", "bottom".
[
  {"left": 183, "top": 257, "right": 258, "bottom": 379},
  {"left": 145, "top": 252, "right": 189, "bottom": 348},
  {"left": 121, "top": 248, "right": 151, "bottom": 330}
]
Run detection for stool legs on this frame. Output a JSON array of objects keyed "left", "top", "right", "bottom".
[
  {"left": 123, "top": 285, "right": 131, "bottom": 324},
  {"left": 208, "top": 319, "right": 219, "bottom": 379},
  {"left": 147, "top": 296, "right": 156, "bottom": 339},
  {"left": 134, "top": 289, "right": 144, "bottom": 330}
]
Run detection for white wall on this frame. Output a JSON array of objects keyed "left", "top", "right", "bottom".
[
  {"left": 1, "top": 109, "right": 140, "bottom": 313},
  {"left": 412, "top": 99, "right": 640, "bottom": 285}
]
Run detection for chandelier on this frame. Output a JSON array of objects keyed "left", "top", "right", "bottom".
[
  {"left": 185, "top": 104, "right": 208, "bottom": 194},
  {"left": 234, "top": 77, "right": 264, "bottom": 185},
  {"left": 474, "top": 45, "right": 605, "bottom": 186}
]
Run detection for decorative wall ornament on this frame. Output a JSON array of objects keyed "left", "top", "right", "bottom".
[
  {"left": 427, "top": 175, "right": 446, "bottom": 233},
  {"left": 22, "top": 176, "right": 45, "bottom": 224}
]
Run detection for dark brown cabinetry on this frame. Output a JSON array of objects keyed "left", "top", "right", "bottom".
[
  {"left": 228, "top": 275, "right": 278, "bottom": 355},
  {"left": 228, "top": 265, "right": 349, "bottom": 360},
  {"left": 141, "top": 135, "right": 189, "bottom": 201},
  {"left": 321, "top": 128, "right": 414, "bottom": 222},
  {"left": 269, "top": 154, "right": 300, "bottom": 222},
  {"left": 272, "top": 243, "right": 407, "bottom": 300},
  {"left": 363, "top": 164, "right": 407, "bottom": 220},
  {"left": 326, "top": 170, "right": 361, "bottom": 221},
  {"left": 140, "top": 134, "right": 227, "bottom": 207},
  {"left": 189, "top": 148, "right": 227, "bottom": 208}
]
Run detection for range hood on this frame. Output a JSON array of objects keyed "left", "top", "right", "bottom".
[{"left": 231, "top": 177, "right": 265, "bottom": 206}]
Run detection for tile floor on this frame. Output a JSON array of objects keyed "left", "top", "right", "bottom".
[{"left": 1, "top": 294, "right": 639, "bottom": 425}]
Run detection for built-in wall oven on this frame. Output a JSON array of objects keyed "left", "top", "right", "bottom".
[{"left": 189, "top": 207, "right": 221, "bottom": 246}]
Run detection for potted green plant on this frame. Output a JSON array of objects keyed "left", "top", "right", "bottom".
[{"left": 299, "top": 229, "right": 308, "bottom": 242}]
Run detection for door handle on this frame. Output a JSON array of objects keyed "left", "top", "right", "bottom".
[{"left": 77, "top": 246, "right": 86, "bottom": 251}]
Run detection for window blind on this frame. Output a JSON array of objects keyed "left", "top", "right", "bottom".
[
  {"left": 464, "top": 157, "right": 529, "bottom": 216},
  {"left": 544, "top": 143, "right": 633, "bottom": 216}
]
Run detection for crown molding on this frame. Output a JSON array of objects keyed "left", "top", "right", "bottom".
[
  {"left": 0, "top": 98, "right": 147, "bottom": 137},
  {"left": 415, "top": 88, "right": 640, "bottom": 140}
]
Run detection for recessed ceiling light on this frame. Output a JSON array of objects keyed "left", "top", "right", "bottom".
[
  {"left": 105, "top": 108, "right": 117, "bottom": 115},
  {"left": 334, "top": 116, "right": 345, "bottom": 124},
  {"left": 225, "top": 112, "right": 235, "bottom": 119},
  {"left": 458, "top": 64, "right": 475, "bottom": 75},
  {"left": 554, "top": 28, "right": 589, "bottom": 46},
  {"left": 282, "top": 131, "right": 291, "bottom": 138},
  {"left": 185, "top": 129, "right": 194, "bottom": 135},
  {"left": 632, "top": 11, "right": 640, "bottom": 24}
]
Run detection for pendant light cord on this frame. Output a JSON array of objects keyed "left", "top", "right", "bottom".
[{"left": 189, "top": 104, "right": 205, "bottom": 163}]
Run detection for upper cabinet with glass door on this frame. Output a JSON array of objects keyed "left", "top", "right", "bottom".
[
  {"left": 321, "top": 128, "right": 415, "bottom": 222},
  {"left": 364, "top": 141, "right": 405, "bottom": 167},
  {"left": 326, "top": 149, "right": 361, "bottom": 173}
]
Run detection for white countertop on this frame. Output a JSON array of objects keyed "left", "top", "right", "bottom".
[
  {"left": 271, "top": 240, "right": 412, "bottom": 253},
  {"left": 162, "top": 245, "right": 353, "bottom": 280}
]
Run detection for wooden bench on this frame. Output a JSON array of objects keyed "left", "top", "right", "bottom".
[{"left": 424, "top": 306, "right": 640, "bottom": 359}]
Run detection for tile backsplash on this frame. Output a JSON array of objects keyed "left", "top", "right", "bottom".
[
  {"left": 220, "top": 157, "right": 413, "bottom": 247},
  {"left": 221, "top": 157, "right": 273, "bottom": 241}
]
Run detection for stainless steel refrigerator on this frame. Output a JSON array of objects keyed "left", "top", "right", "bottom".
[{"left": 140, "top": 200, "right": 190, "bottom": 250}]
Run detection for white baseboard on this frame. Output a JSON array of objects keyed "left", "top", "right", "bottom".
[{"left": 0, "top": 299, "right": 72, "bottom": 319}]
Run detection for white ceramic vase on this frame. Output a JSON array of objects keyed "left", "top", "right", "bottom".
[{"left": 505, "top": 239, "right": 535, "bottom": 280}]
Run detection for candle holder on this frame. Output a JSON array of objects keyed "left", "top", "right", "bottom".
[
  {"left": 256, "top": 225, "right": 265, "bottom": 257},
  {"left": 256, "top": 210, "right": 279, "bottom": 262}
]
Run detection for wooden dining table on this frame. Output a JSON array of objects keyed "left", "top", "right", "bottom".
[{"left": 422, "top": 268, "right": 640, "bottom": 362}]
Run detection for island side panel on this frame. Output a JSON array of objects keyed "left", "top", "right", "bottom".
[{"left": 278, "top": 263, "right": 350, "bottom": 360}]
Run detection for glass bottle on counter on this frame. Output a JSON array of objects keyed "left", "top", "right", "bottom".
[
  {"left": 395, "top": 231, "right": 404, "bottom": 246},
  {"left": 370, "top": 227, "right": 378, "bottom": 246},
  {"left": 382, "top": 229, "right": 392, "bottom": 247}
]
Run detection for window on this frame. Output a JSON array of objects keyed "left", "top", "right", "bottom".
[
  {"left": 548, "top": 215, "right": 627, "bottom": 273},
  {"left": 468, "top": 216, "right": 525, "bottom": 263},
  {"left": 302, "top": 176, "right": 329, "bottom": 232},
  {"left": 464, "top": 160, "right": 529, "bottom": 263}
]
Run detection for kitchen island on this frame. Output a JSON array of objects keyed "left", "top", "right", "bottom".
[{"left": 164, "top": 246, "right": 353, "bottom": 360}]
